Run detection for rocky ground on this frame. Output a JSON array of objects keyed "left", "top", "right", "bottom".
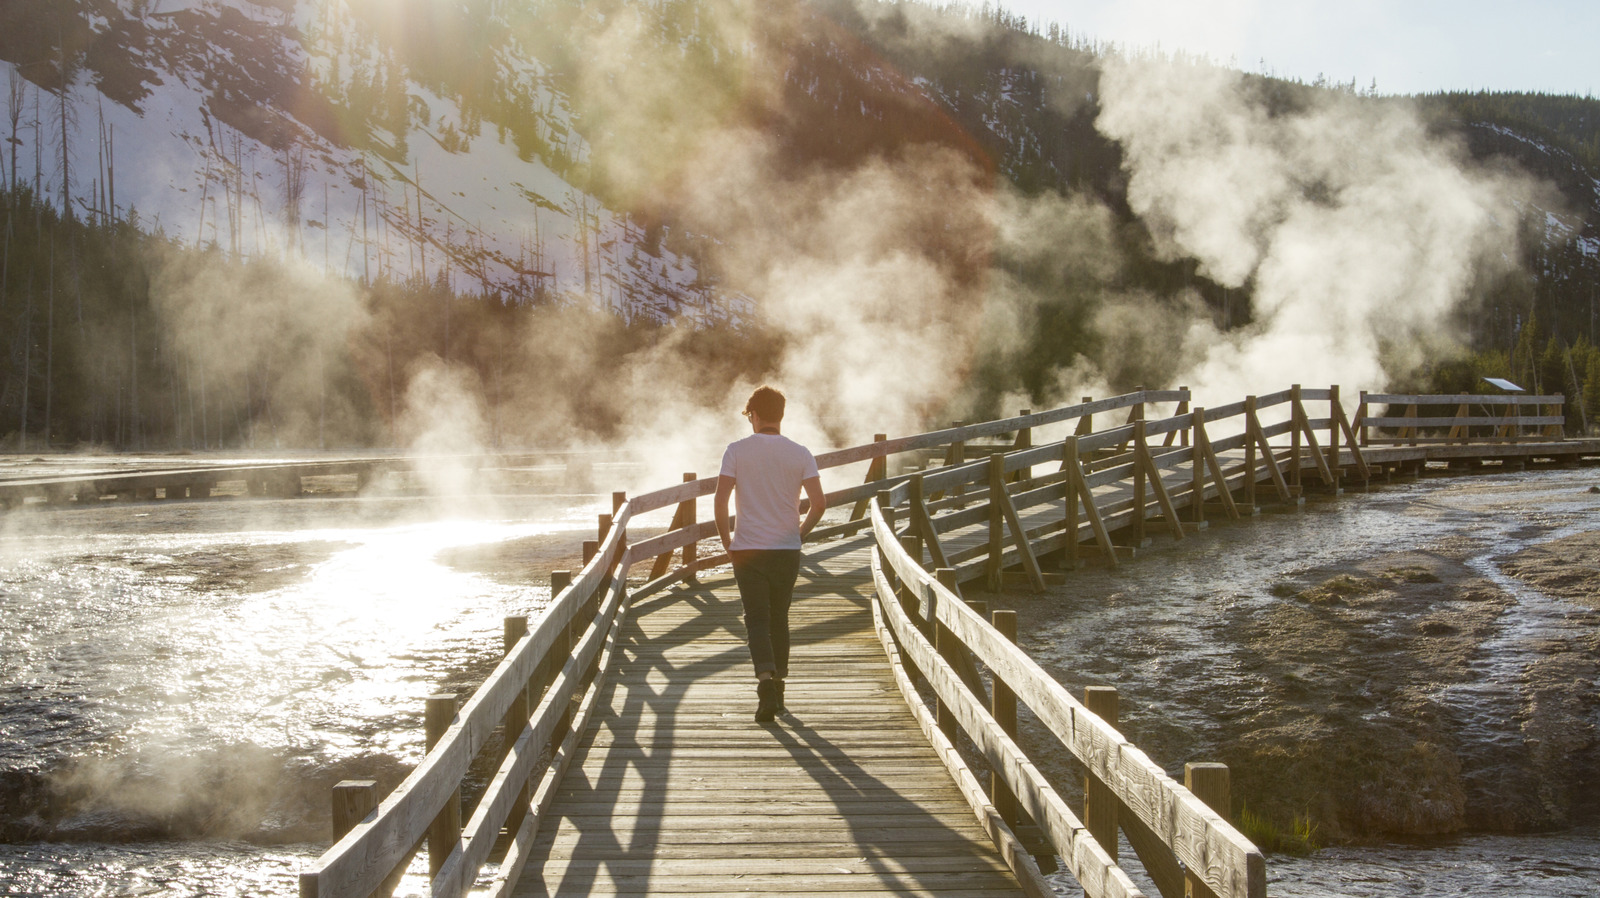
[{"left": 985, "top": 471, "right": 1600, "bottom": 849}]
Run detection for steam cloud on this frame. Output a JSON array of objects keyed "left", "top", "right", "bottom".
[
  {"left": 90, "top": 1, "right": 1551, "bottom": 473},
  {"left": 1094, "top": 55, "right": 1538, "bottom": 403}
]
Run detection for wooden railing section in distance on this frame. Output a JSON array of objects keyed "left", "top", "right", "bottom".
[{"left": 1357, "top": 392, "right": 1565, "bottom": 444}]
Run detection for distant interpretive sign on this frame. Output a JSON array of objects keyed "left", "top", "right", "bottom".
[{"left": 1482, "top": 377, "right": 1524, "bottom": 392}]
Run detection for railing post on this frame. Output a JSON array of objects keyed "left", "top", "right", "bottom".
[
  {"left": 426, "top": 693, "right": 462, "bottom": 878},
  {"left": 901, "top": 532, "right": 924, "bottom": 577},
  {"left": 597, "top": 513, "right": 612, "bottom": 544},
  {"left": 1076, "top": 396, "right": 1094, "bottom": 438},
  {"left": 681, "top": 473, "right": 698, "bottom": 572},
  {"left": 931, "top": 569, "right": 957, "bottom": 742},
  {"left": 1185, "top": 762, "right": 1232, "bottom": 898},
  {"left": 951, "top": 423, "right": 968, "bottom": 502},
  {"left": 1190, "top": 407, "right": 1206, "bottom": 525},
  {"left": 1290, "top": 384, "right": 1304, "bottom": 496},
  {"left": 550, "top": 570, "right": 573, "bottom": 742},
  {"left": 1132, "top": 420, "right": 1147, "bottom": 544},
  {"left": 503, "top": 616, "right": 531, "bottom": 838},
  {"left": 1179, "top": 386, "right": 1191, "bottom": 448},
  {"left": 1328, "top": 386, "right": 1341, "bottom": 493},
  {"left": 583, "top": 540, "right": 601, "bottom": 624},
  {"left": 852, "top": 437, "right": 888, "bottom": 519},
  {"left": 877, "top": 490, "right": 896, "bottom": 533},
  {"left": 1013, "top": 409, "right": 1032, "bottom": 483},
  {"left": 1357, "top": 390, "right": 1370, "bottom": 447},
  {"left": 331, "top": 779, "right": 378, "bottom": 841},
  {"left": 986, "top": 454, "right": 1005, "bottom": 591},
  {"left": 910, "top": 473, "right": 949, "bottom": 569},
  {"left": 1063, "top": 436, "right": 1080, "bottom": 570},
  {"left": 1244, "top": 396, "right": 1258, "bottom": 511},
  {"left": 1084, "top": 686, "right": 1119, "bottom": 893},
  {"left": 990, "top": 609, "right": 1020, "bottom": 829},
  {"left": 612, "top": 491, "right": 626, "bottom": 515}
]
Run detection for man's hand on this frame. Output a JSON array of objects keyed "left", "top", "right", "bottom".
[{"left": 799, "top": 475, "right": 826, "bottom": 540}]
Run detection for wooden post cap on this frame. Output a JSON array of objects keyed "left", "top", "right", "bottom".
[
  {"left": 425, "top": 694, "right": 458, "bottom": 749},
  {"left": 504, "top": 616, "right": 528, "bottom": 652},
  {"left": 1084, "top": 686, "right": 1119, "bottom": 723},
  {"left": 1185, "top": 762, "right": 1231, "bottom": 816},
  {"left": 331, "top": 780, "right": 378, "bottom": 841},
  {"left": 990, "top": 609, "right": 1017, "bottom": 640}
]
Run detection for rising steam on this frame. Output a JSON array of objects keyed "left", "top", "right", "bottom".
[
  {"left": 17, "top": 1, "right": 1551, "bottom": 467},
  {"left": 1094, "top": 55, "right": 1540, "bottom": 403}
]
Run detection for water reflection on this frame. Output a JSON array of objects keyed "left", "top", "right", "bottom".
[{"left": 0, "top": 496, "right": 597, "bottom": 858}]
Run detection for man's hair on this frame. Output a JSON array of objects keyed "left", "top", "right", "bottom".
[{"left": 745, "top": 385, "right": 786, "bottom": 422}]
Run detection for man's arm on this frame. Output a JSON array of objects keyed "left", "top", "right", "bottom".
[
  {"left": 799, "top": 475, "right": 826, "bottom": 539},
  {"left": 715, "top": 474, "right": 735, "bottom": 552}
]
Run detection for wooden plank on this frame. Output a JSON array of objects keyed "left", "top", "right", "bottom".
[
  {"left": 1370, "top": 414, "right": 1563, "bottom": 428},
  {"left": 1364, "top": 392, "right": 1563, "bottom": 404}
]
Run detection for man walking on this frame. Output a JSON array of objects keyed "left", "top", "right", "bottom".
[{"left": 715, "top": 386, "right": 827, "bottom": 722}]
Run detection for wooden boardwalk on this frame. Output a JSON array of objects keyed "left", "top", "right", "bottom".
[
  {"left": 298, "top": 388, "right": 1600, "bottom": 898},
  {"left": 513, "top": 539, "right": 1028, "bottom": 897}
]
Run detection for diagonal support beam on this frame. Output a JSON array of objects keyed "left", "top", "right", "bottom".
[
  {"left": 987, "top": 454, "right": 1046, "bottom": 592},
  {"left": 1134, "top": 422, "right": 1185, "bottom": 541}
]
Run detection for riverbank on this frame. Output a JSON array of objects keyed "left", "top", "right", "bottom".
[{"left": 993, "top": 466, "right": 1600, "bottom": 857}]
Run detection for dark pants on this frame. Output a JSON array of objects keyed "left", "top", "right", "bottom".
[{"left": 731, "top": 549, "right": 801, "bottom": 678}]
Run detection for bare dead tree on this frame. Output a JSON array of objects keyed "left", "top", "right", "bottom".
[
  {"left": 281, "top": 141, "right": 307, "bottom": 255},
  {"left": 55, "top": 41, "right": 76, "bottom": 219},
  {"left": 5, "top": 69, "right": 25, "bottom": 194}
]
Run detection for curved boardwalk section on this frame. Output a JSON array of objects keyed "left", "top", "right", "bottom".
[{"left": 514, "top": 538, "right": 1026, "bottom": 897}]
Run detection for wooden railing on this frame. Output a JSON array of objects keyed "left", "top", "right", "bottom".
[
  {"left": 1357, "top": 392, "right": 1565, "bottom": 444},
  {"left": 298, "top": 500, "right": 633, "bottom": 898},
  {"left": 857, "top": 396, "right": 1292, "bottom": 897},
  {"left": 624, "top": 390, "right": 1188, "bottom": 599},
  {"left": 869, "top": 503, "right": 1266, "bottom": 898},
  {"left": 862, "top": 385, "right": 1364, "bottom": 591}
]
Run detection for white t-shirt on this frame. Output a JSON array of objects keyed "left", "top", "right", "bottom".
[{"left": 720, "top": 433, "right": 820, "bottom": 551}]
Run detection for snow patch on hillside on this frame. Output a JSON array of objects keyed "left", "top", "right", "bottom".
[{"left": 2, "top": 0, "right": 742, "bottom": 325}]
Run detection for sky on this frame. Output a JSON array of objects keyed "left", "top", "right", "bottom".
[{"left": 980, "top": 1, "right": 1598, "bottom": 97}]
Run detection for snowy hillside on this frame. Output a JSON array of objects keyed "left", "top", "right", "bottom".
[{"left": 0, "top": 0, "right": 738, "bottom": 324}]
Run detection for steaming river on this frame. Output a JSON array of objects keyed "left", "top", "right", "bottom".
[{"left": 1, "top": 463, "right": 1597, "bottom": 896}]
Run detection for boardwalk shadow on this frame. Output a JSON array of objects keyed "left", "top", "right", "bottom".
[{"left": 515, "top": 538, "right": 1016, "bottom": 895}]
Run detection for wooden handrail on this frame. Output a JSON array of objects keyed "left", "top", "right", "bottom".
[
  {"left": 299, "top": 504, "right": 633, "bottom": 898},
  {"left": 1360, "top": 392, "right": 1566, "bottom": 444},
  {"left": 627, "top": 390, "right": 1185, "bottom": 513},
  {"left": 1364, "top": 392, "right": 1562, "bottom": 404},
  {"left": 869, "top": 498, "right": 1266, "bottom": 898}
]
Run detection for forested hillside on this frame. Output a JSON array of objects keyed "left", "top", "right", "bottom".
[{"left": 2, "top": 0, "right": 1597, "bottom": 452}]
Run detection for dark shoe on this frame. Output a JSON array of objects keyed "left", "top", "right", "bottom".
[
  {"left": 774, "top": 678, "right": 786, "bottom": 714},
  {"left": 755, "top": 679, "right": 779, "bottom": 723}
]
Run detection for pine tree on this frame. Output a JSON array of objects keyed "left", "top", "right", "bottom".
[{"left": 1539, "top": 335, "right": 1569, "bottom": 398}]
